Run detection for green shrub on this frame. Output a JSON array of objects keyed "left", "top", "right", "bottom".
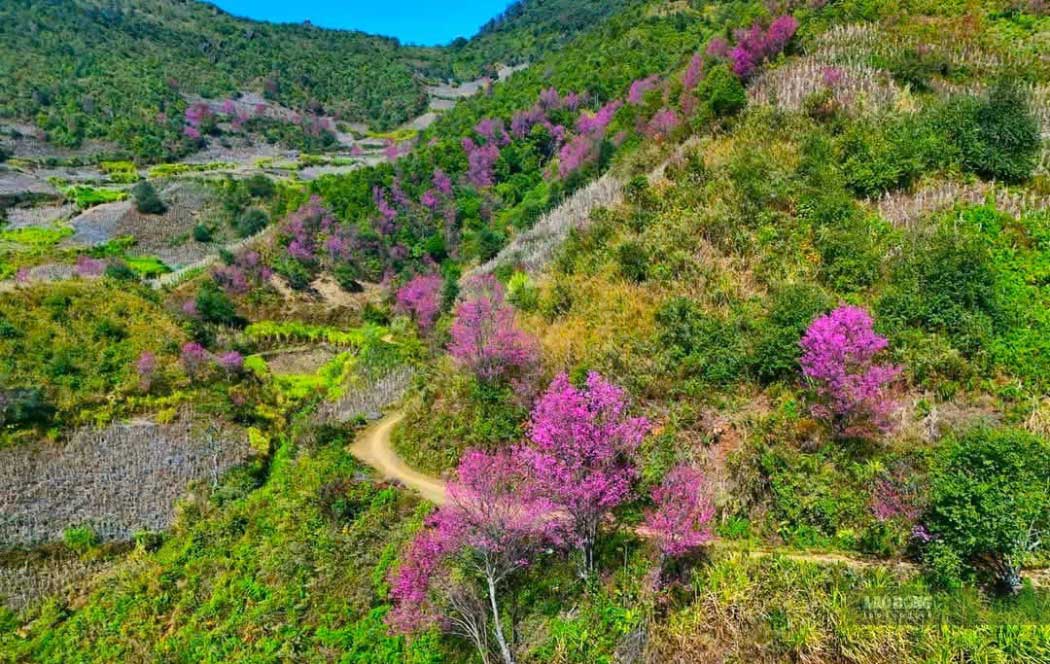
[
  {"left": 192, "top": 224, "right": 213, "bottom": 243},
  {"left": 195, "top": 281, "right": 241, "bottom": 326},
  {"left": 698, "top": 63, "right": 747, "bottom": 118},
  {"left": 750, "top": 284, "right": 830, "bottom": 383},
  {"left": 244, "top": 174, "right": 276, "bottom": 198},
  {"left": 507, "top": 272, "right": 539, "bottom": 312},
  {"left": 655, "top": 297, "right": 746, "bottom": 384},
  {"left": 616, "top": 240, "right": 648, "bottom": 283},
  {"left": 273, "top": 257, "right": 314, "bottom": 291},
  {"left": 235, "top": 209, "right": 268, "bottom": 238},
  {"left": 0, "top": 387, "right": 55, "bottom": 429},
  {"left": 103, "top": 261, "right": 138, "bottom": 281},
  {"left": 63, "top": 525, "right": 99, "bottom": 555},
  {"left": 332, "top": 263, "right": 364, "bottom": 293},
  {"left": 923, "top": 540, "right": 965, "bottom": 591},
  {"left": 938, "top": 80, "right": 1042, "bottom": 183},
  {"left": 926, "top": 428, "right": 1050, "bottom": 593},
  {"left": 814, "top": 215, "right": 890, "bottom": 293},
  {"left": 131, "top": 180, "right": 167, "bottom": 215},
  {"left": 879, "top": 221, "right": 999, "bottom": 355},
  {"left": 839, "top": 117, "right": 939, "bottom": 196}
]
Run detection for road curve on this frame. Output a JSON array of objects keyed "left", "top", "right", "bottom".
[{"left": 349, "top": 411, "right": 447, "bottom": 505}]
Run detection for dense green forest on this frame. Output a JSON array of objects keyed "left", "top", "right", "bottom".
[{"left": 2, "top": 0, "right": 1050, "bottom": 662}]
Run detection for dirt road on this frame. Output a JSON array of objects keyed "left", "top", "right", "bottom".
[{"left": 349, "top": 412, "right": 447, "bottom": 505}]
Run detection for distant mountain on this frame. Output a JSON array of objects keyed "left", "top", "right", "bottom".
[{"left": 0, "top": 0, "right": 629, "bottom": 162}]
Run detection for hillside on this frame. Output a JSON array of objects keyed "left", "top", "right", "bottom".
[
  {"left": 446, "top": 0, "right": 637, "bottom": 79},
  {"left": 2, "top": 0, "right": 1050, "bottom": 662}
]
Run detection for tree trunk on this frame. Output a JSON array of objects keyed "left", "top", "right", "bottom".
[
  {"left": 579, "top": 518, "right": 598, "bottom": 580},
  {"left": 486, "top": 571, "right": 516, "bottom": 664}
]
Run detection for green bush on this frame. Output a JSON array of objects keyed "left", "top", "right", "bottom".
[
  {"left": 272, "top": 257, "right": 314, "bottom": 291},
  {"left": 923, "top": 540, "right": 965, "bottom": 591},
  {"left": 839, "top": 117, "right": 940, "bottom": 197},
  {"left": 235, "top": 209, "right": 269, "bottom": 238},
  {"left": 103, "top": 261, "right": 138, "bottom": 281},
  {"left": 750, "top": 284, "right": 830, "bottom": 383},
  {"left": 244, "top": 174, "right": 276, "bottom": 198},
  {"left": 131, "top": 181, "right": 167, "bottom": 215},
  {"left": 879, "top": 221, "right": 999, "bottom": 355},
  {"left": 938, "top": 80, "right": 1042, "bottom": 183},
  {"left": 698, "top": 63, "right": 747, "bottom": 118},
  {"left": 926, "top": 428, "right": 1050, "bottom": 593},
  {"left": 814, "top": 215, "right": 890, "bottom": 293},
  {"left": 193, "top": 224, "right": 213, "bottom": 243},
  {"left": 655, "top": 297, "right": 746, "bottom": 384},
  {"left": 616, "top": 240, "right": 648, "bottom": 283},
  {"left": 63, "top": 525, "right": 99, "bottom": 555},
  {"left": 195, "top": 281, "right": 241, "bottom": 326},
  {"left": 507, "top": 272, "right": 539, "bottom": 312},
  {"left": 0, "top": 387, "right": 55, "bottom": 429}
]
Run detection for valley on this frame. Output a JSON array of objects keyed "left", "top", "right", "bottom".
[{"left": 2, "top": 1, "right": 1050, "bottom": 662}]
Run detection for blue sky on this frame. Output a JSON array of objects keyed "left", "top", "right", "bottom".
[{"left": 209, "top": 0, "right": 513, "bottom": 45}]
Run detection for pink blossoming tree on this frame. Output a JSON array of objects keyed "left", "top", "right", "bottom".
[
  {"left": 449, "top": 275, "right": 537, "bottom": 383},
  {"left": 728, "top": 15, "right": 799, "bottom": 79},
  {"left": 136, "top": 351, "right": 157, "bottom": 393},
  {"left": 396, "top": 274, "right": 444, "bottom": 333},
  {"left": 388, "top": 449, "right": 560, "bottom": 664},
  {"left": 800, "top": 305, "right": 901, "bottom": 440},
  {"left": 643, "top": 466, "right": 716, "bottom": 561},
  {"left": 519, "top": 372, "right": 651, "bottom": 576}
]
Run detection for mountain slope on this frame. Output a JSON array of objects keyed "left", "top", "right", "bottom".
[{"left": 446, "top": 0, "right": 637, "bottom": 79}]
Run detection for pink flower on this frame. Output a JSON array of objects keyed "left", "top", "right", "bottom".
[
  {"left": 74, "top": 255, "right": 106, "bottom": 278},
  {"left": 181, "top": 342, "right": 209, "bottom": 378},
  {"left": 643, "top": 466, "right": 716, "bottom": 559},
  {"left": 396, "top": 274, "right": 444, "bottom": 333},
  {"left": 449, "top": 275, "right": 537, "bottom": 382},
  {"left": 518, "top": 372, "right": 650, "bottom": 573},
  {"left": 628, "top": 75, "right": 660, "bottom": 105},
  {"left": 216, "top": 351, "right": 244, "bottom": 374},
  {"left": 646, "top": 107, "right": 680, "bottom": 138},
  {"left": 800, "top": 306, "right": 901, "bottom": 439},
  {"left": 706, "top": 36, "right": 731, "bottom": 58},
  {"left": 682, "top": 53, "right": 705, "bottom": 90},
  {"left": 136, "top": 351, "right": 157, "bottom": 391}
]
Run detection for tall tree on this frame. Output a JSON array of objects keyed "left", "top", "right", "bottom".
[
  {"left": 449, "top": 275, "right": 537, "bottom": 383},
  {"left": 388, "top": 450, "right": 560, "bottom": 664},
  {"left": 518, "top": 372, "right": 650, "bottom": 577}
]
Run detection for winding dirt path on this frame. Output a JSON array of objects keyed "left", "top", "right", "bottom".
[{"left": 349, "top": 412, "right": 447, "bottom": 505}]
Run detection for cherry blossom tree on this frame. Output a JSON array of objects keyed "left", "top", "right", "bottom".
[
  {"left": 396, "top": 274, "right": 444, "bottom": 333},
  {"left": 643, "top": 465, "right": 715, "bottom": 560},
  {"left": 180, "top": 342, "right": 209, "bottom": 379},
  {"left": 449, "top": 275, "right": 537, "bottom": 383},
  {"left": 627, "top": 75, "right": 660, "bottom": 105},
  {"left": 727, "top": 15, "right": 799, "bottom": 79},
  {"left": 518, "top": 372, "right": 650, "bottom": 576},
  {"left": 388, "top": 450, "right": 559, "bottom": 664},
  {"left": 136, "top": 352, "right": 157, "bottom": 392},
  {"left": 800, "top": 305, "right": 901, "bottom": 439}
]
